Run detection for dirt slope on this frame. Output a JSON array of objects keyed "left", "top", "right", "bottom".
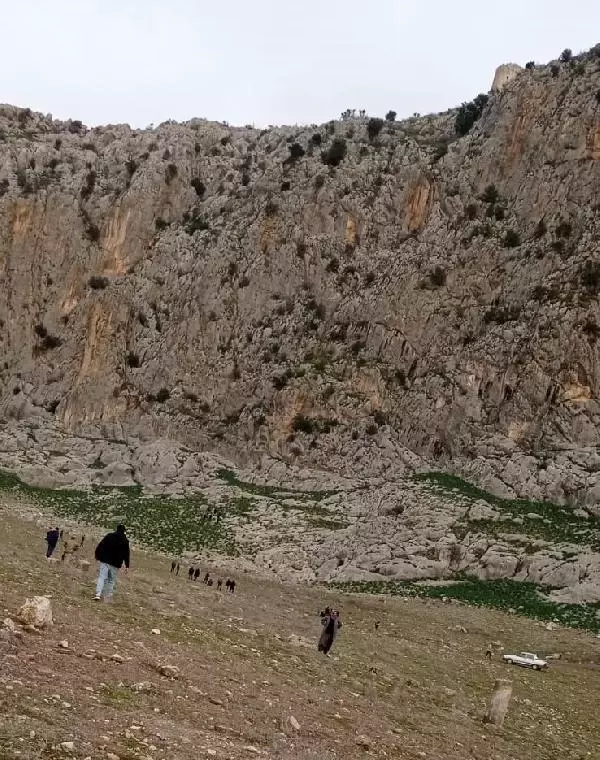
[{"left": 1, "top": 503, "right": 599, "bottom": 760}]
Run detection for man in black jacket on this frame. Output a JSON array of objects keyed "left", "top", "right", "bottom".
[{"left": 93, "top": 524, "right": 130, "bottom": 601}]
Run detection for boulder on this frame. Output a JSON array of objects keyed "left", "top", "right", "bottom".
[
  {"left": 17, "top": 596, "right": 53, "bottom": 629},
  {"left": 157, "top": 664, "right": 180, "bottom": 678}
]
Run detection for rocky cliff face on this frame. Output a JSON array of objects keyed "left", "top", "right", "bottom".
[{"left": 2, "top": 49, "right": 600, "bottom": 507}]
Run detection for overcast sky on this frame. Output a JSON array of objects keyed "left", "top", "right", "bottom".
[{"left": 1, "top": 1, "right": 599, "bottom": 128}]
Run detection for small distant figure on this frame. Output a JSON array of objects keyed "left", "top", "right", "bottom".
[
  {"left": 45, "top": 527, "right": 60, "bottom": 559},
  {"left": 176, "top": 562, "right": 180, "bottom": 576},
  {"left": 207, "top": 578, "right": 214, "bottom": 586},
  {"left": 374, "top": 620, "right": 380, "bottom": 632},
  {"left": 217, "top": 578, "right": 223, "bottom": 591},
  {"left": 80, "top": 535, "right": 85, "bottom": 547},
  {"left": 228, "top": 579, "right": 236, "bottom": 594},
  {"left": 188, "top": 567, "right": 194, "bottom": 580},
  {"left": 318, "top": 607, "right": 342, "bottom": 657},
  {"left": 171, "top": 560, "right": 177, "bottom": 574},
  {"left": 485, "top": 643, "right": 493, "bottom": 660},
  {"left": 203, "top": 572, "right": 210, "bottom": 584},
  {"left": 194, "top": 568, "right": 201, "bottom": 581}
]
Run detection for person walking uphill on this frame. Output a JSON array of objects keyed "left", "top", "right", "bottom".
[
  {"left": 45, "top": 527, "right": 60, "bottom": 559},
  {"left": 318, "top": 607, "right": 342, "bottom": 657},
  {"left": 93, "top": 524, "right": 130, "bottom": 602}
]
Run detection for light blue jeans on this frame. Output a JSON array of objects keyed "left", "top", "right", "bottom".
[{"left": 95, "top": 563, "right": 118, "bottom": 599}]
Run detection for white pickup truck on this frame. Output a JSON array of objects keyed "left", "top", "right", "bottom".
[{"left": 502, "top": 652, "right": 548, "bottom": 670}]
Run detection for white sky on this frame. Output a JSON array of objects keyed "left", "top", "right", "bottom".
[{"left": 1, "top": 1, "right": 599, "bottom": 128}]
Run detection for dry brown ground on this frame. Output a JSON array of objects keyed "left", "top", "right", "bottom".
[{"left": 1, "top": 502, "right": 599, "bottom": 760}]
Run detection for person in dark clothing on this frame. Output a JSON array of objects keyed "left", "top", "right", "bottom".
[
  {"left": 203, "top": 572, "right": 210, "bottom": 584},
  {"left": 80, "top": 535, "right": 86, "bottom": 547},
  {"left": 93, "top": 524, "right": 130, "bottom": 601},
  {"left": 171, "top": 560, "right": 177, "bottom": 573},
  {"left": 176, "top": 562, "right": 180, "bottom": 576},
  {"left": 207, "top": 578, "right": 214, "bottom": 586},
  {"left": 217, "top": 578, "right": 223, "bottom": 591},
  {"left": 225, "top": 579, "right": 231, "bottom": 591},
  {"left": 45, "top": 527, "right": 60, "bottom": 559},
  {"left": 188, "top": 567, "right": 194, "bottom": 580},
  {"left": 194, "top": 568, "right": 201, "bottom": 581},
  {"left": 318, "top": 608, "right": 342, "bottom": 656},
  {"left": 228, "top": 579, "right": 236, "bottom": 593}
]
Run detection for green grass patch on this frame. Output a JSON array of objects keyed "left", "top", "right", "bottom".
[
  {"left": 216, "top": 467, "right": 338, "bottom": 502},
  {"left": 0, "top": 469, "right": 238, "bottom": 556},
  {"left": 99, "top": 684, "right": 136, "bottom": 705},
  {"left": 332, "top": 578, "right": 600, "bottom": 634},
  {"left": 415, "top": 471, "right": 600, "bottom": 548}
]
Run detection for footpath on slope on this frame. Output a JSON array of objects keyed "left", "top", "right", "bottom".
[{"left": 1, "top": 502, "right": 600, "bottom": 760}]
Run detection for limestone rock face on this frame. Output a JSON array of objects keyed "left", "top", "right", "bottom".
[
  {"left": 491, "top": 63, "right": 523, "bottom": 92},
  {"left": 1, "top": 48, "right": 600, "bottom": 510}
]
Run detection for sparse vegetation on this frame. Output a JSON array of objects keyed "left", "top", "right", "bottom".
[
  {"left": 88, "top": 275, "right": 109, "bottom": 290},
  {"left": 332, "top": 578, "right": 600, "bottom": 634},
  {"left": 429, "top": 266, "right": 446, "bottom": 287},
  {"left": 153, "top": 388, "right": 171, "bottom": 403},
  {"left": 80, "top": 170, "right": 96, "bottom": 200},
  {"left": 555, "top": 220, "right": 572, "bottom": 238},
  {"left": 165, "top": 163, "right": 178, "bottom": 184},
  {"left": 503, "top": 229, "right": 521, "bottom": 248},
  {"left": 367, "top": 118, "right": 384, "bottom": 141},
  {"left": 480, "top": 184, "right": 499, "bottom": 204},
  {"left": 581, "top": 261, "right": 600, "bottom": 293},
  {"left": 455, "top": 94, "right": 489, "bottom": 136},
  {"left": 321, "top": 138, "right": 347, "bottom": 167},
  {"left": 291, "top": 414, "right": 315, "bottom": 434},
  {"left": 288, "top": 142, "right": 305, "bottom": 161},
  {"left": 534, "top": 219, "right": 547, "bottom": 239},
  {"left": 559, "top": 48, "right": 573, "bottom": 63},
  {"left": 483, "top": 304, "right": 521, "bottom": 324},
  {"left": 385, "top": 110, "right": 397, "bottom": 122},
  {"left": 191, "top": 177, "right": 205, "bottom": 197},
  {"left": 124, "top": 158, "right": 138, "bottom": 178},
  {"left": 465, "top": 203, "right": 478, "bottom": 220},
  {"left": 33, "top": 323, "right": 62, "bottom": 352},
  {"left": 126, "top": 352, "right": 141, "bottom": 368},
  {"left": 183, "top": 209, "right": 209, "bottom": 234}
]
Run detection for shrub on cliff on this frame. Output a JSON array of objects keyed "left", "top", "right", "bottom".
[
  {"left": 165, "top": 163, "right": 178, "bottom": 184},
  {"left": 288, "top": 142, "right": 305, "bottom": 161},
  {"left": 191, "top": 177, "right": 205, "bottom": 197},
  {"left": 88, "top": 275, "right": 109, "bottom": 290},
  {"left": 385, "top": 110, "right": 397, "bottom": 122},
  {"left": 581, "top": 261, "right": 600, "bottom": 293},
  {"left": 504, "top": 230, "right": 521, "bottom": 248},
  {"left": 455, "top": 94, "right": 489, "bottom": 136},
  {"left": 321, "top": 138, "right": 347, "bottom": 167},
  {"left": 559, "top": 48, "right": 573, "bottom": 63},
  {"left": 367, "top": 118, "right": 384, "bottom": 140}
]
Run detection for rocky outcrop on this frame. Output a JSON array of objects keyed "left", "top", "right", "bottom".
[{"left": 2, "top": 46, "right": 600, "bottom": 511}]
